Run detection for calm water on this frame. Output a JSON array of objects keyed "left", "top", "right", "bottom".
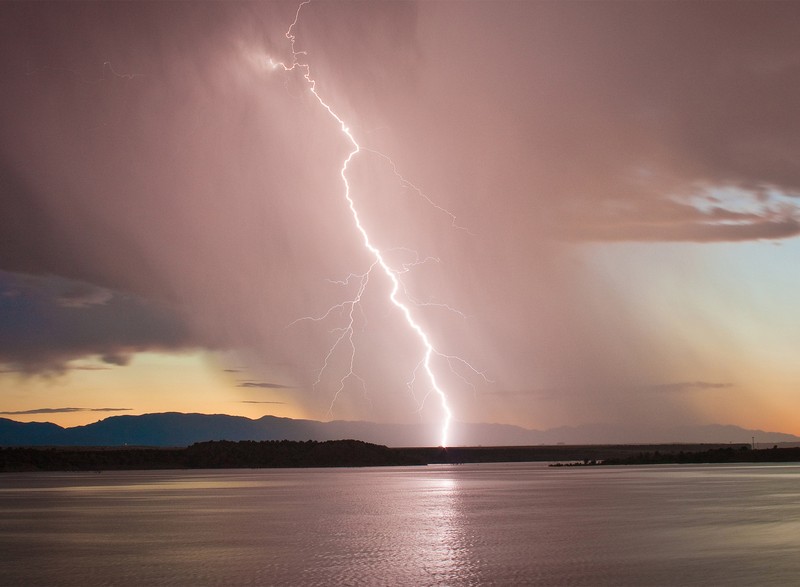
[{"left": 2, "top": 462, "right": 800, "bottom": 586}]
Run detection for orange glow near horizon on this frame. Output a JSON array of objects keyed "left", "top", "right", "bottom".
[{"left": 0, "top": 352, "right": 307, "bottom": 428}]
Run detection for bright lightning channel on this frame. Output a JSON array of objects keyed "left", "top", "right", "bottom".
[{"left": 272, "top": 0, "right": 463, "bottom": 446}]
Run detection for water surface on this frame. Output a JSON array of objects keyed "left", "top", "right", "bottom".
[{"left": 2, "top": 462, "right": 799, "bottom": 585}]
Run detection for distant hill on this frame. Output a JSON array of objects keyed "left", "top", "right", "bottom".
[{"left": 1, "top": 412, "right": 798, "bottom": 447}]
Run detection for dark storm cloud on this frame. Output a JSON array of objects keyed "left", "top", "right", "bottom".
[
  {"left": 0, "top": 365, "right": 112, "bottom": 373},
  {"left": 0, "top": 271, "right": 195, "bottom": 373},
  {"left": 237, "top": 381, "right": 294, "bottom": 390},
  {"left": 100, "top": 354, "right": 132, "bottom": 367},
  {"left": 55, "top": 284, "right": 114, "bottom": 309},
  {"left": 0, "top": 407, "right": 131, "bottom": 415}
]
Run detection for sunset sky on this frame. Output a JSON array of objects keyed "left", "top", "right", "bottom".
[{"left": 2, "top": 1, "right": 800, "bottom": 444}]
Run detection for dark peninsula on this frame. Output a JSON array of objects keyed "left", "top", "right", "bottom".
[
  {"left": 0, "top": 440, "right": 763, "bottom": 472},
  {"left": 597, "top": 445, "right": 800, "bottom": 465}
]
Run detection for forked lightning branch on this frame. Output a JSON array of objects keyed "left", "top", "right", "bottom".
[{"left": 266, "top": 0, "right": 486, "bottom": 447}]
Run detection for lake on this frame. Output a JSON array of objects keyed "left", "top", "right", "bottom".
[{"left": 2, "top": 462, "right": 800, "bottom": 585}]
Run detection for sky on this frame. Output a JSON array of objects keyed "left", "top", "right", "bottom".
[{"left": 1, "top": 1, "right": 800, "bottom": 444}]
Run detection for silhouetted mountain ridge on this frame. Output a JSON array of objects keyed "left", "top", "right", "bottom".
[{"left": 1, "top": 412, "right": 798, "bottom": 447}]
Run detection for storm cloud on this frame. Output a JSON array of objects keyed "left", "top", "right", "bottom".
[
  {"left": 0, "top": 407, "right": 131, "bottom": 415},
  {"left": 2, "top": 1, "right": 799, "bottom": 434},
  {"left": 0, "top": 270, "right": 194, "bottom": 373}
]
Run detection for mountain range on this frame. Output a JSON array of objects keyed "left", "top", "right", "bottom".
[{"left": 1, "top": 412, "right": 798, "bottom": 447}]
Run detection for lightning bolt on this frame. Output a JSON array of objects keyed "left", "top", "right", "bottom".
[{"left": 270, "top": 0, "right": 479, "bottom": 447}]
